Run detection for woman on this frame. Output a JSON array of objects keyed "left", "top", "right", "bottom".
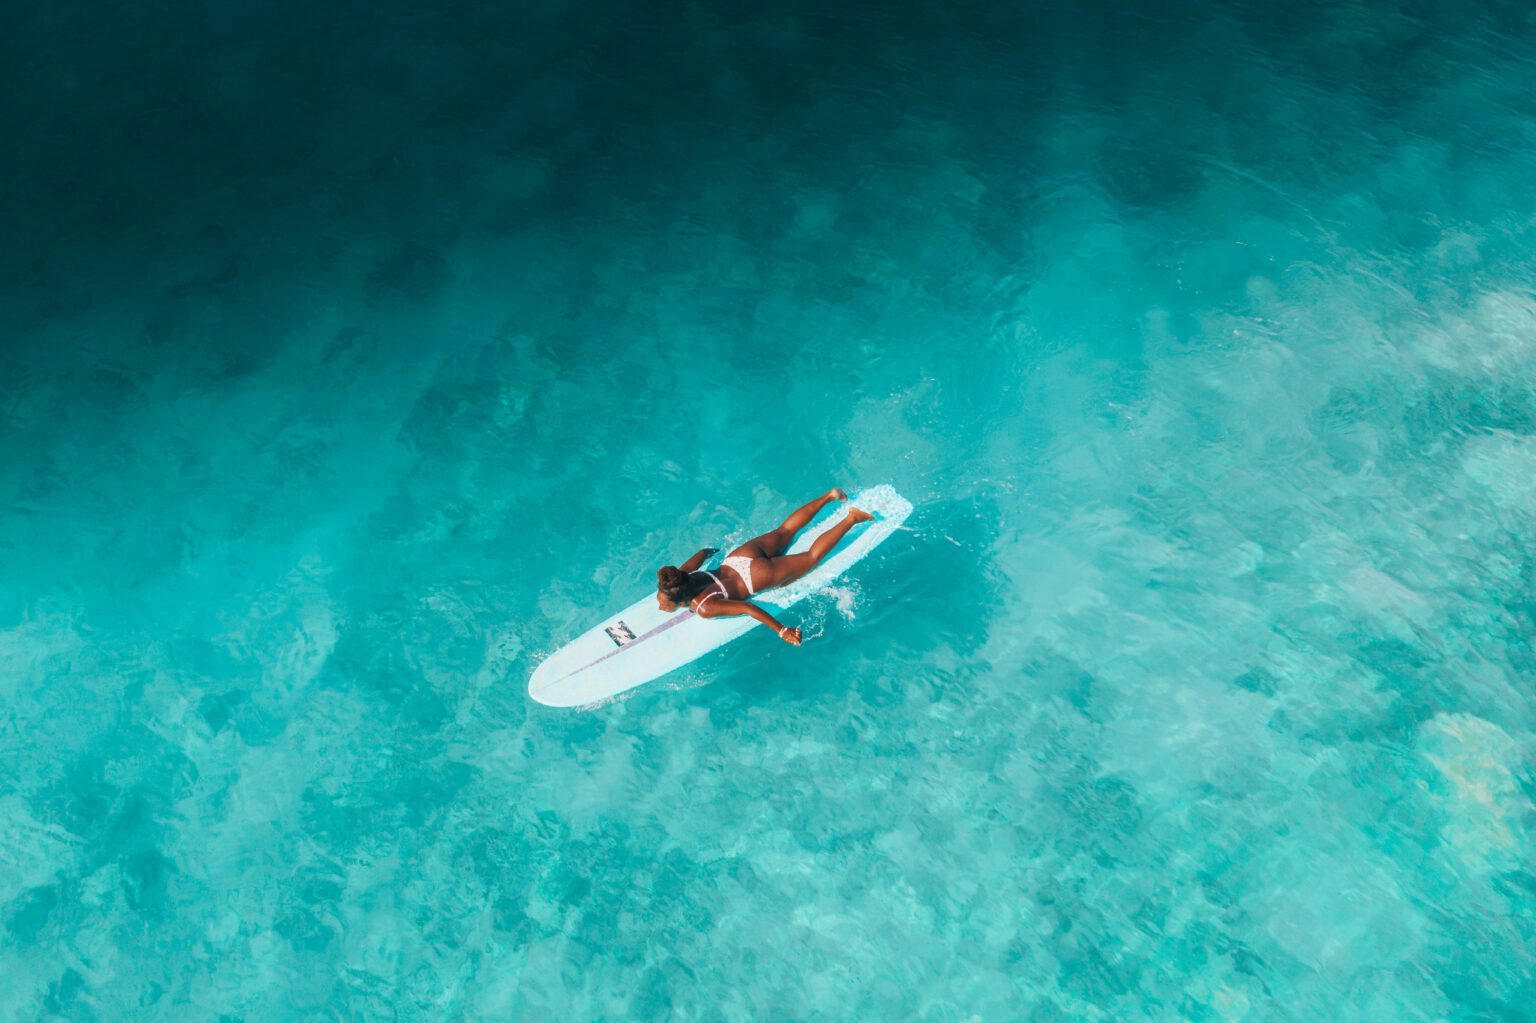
[{"left": 655, "top": 488, "right": 873, "bottom": 646}]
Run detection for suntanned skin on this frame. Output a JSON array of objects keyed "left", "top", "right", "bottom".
[{"left": 656, "top": 488, "right": 874, "bottom": 646}]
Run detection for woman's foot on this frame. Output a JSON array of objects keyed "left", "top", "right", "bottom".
[
  {"left": 826, "top": 488, "right": 848, "bottom": 502},
  {"left": 846, "top": 506, "right": 873, "bottom": 525}
]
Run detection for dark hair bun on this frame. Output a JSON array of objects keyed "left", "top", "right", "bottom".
[{"left": 657, "top": 566, "right": 690, "bottom": 601}]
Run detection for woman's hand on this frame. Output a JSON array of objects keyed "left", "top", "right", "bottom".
[{"left": 722, "top": 601, "right": 801, "bottom": 644}]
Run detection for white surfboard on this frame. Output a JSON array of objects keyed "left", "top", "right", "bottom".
[{"left": 528, "top": 484, "right": 913, "bottom": 707}]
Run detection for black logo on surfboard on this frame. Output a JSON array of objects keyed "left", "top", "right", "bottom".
[{"left": 605, "top": 621, "right": 637, "bottom": 647}]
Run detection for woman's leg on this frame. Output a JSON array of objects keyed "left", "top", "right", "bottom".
[
  {"left": 737, "top": 488, "right": 847, "bottom": 558},
  {"left": 759, "top": 508, "right": 872, "bottom": 588}
]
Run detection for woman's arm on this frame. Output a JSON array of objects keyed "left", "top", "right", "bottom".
[
  {"left": 679, "top": 547, "right": 718, "bottom": 573},
  {"left": 695, "top": 598, "right": 802, "bottom": 645}
]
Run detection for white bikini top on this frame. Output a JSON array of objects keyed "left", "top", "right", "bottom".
[{"left": 693, "top": 570, "right": 727, "bottom": 611}]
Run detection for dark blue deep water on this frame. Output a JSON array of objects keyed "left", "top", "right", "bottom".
[{"left": 4, "top": 1, "right": 1536, "bottom": 1019}]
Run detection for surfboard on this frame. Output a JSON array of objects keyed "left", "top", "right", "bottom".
[{"left": 528, "top": 484, "right": 913, "bottom": 707}]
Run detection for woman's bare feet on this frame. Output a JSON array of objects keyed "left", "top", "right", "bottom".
[
  {"left": 826, "top": 488, "right": 848, "bottom": 502},
  {"left": 846, "top": 506, "right": 874, "bottom": 525}
]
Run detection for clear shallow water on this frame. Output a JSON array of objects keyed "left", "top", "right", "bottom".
[{"left": 3, "top": 0, "right": 1536, "bottom": 1018}]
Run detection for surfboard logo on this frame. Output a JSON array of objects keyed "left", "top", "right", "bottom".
[{"left": 604, "top": 621, "right": 637, "bottom": 647}]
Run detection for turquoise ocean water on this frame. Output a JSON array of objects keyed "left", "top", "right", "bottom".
[{"left": 4, "top": 1, "right": 1536, "bottom": 1018}]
